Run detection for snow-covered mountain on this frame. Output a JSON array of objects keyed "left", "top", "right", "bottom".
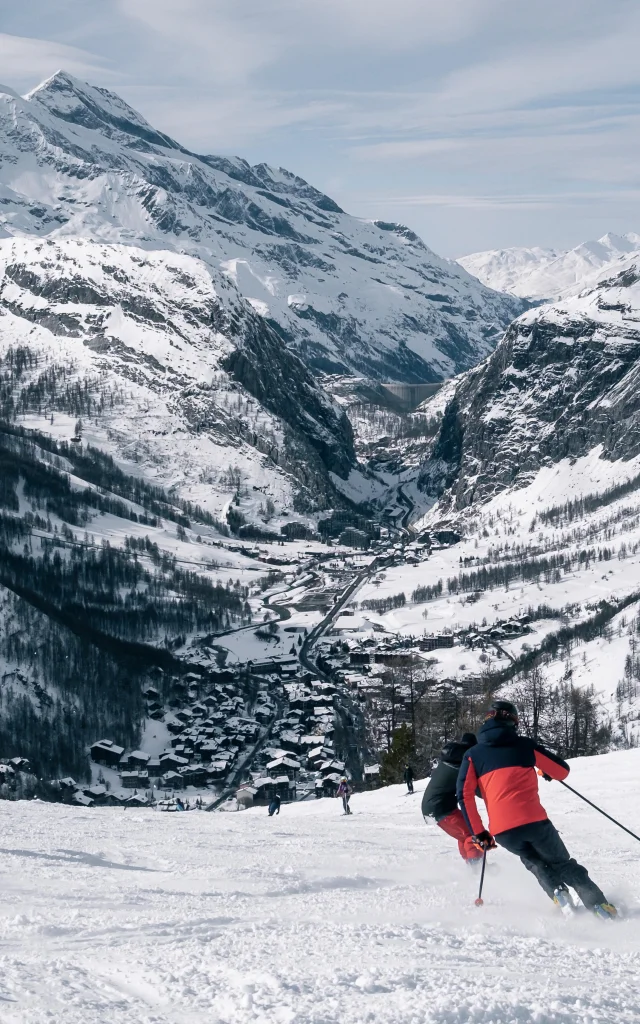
[
  {"left": 0, "top": 71, "right": 523, "bottom": 383},
  {"left": 420, "top": 251, "right": 640, "bottom": 513},
  {"left": 0, "top": 236, "right": 355, "bottom": 510},
  {"left": 458, "top": 232, "right": 640, "bottom": 301}
]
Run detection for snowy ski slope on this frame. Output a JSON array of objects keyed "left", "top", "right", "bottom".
[{"left": 0, "top": 749, "right": 638, "bottom": 1023}]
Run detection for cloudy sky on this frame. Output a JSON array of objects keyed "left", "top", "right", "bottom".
[{"left": 3, "top": 0, "right": 639, "bottom": 256}]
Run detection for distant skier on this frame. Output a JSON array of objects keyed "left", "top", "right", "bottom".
[
  {"left": 403, "top": 764, "right": 415, "bottom": 794},
  {"left": 422, "top": 733, "right": 483, "bottom": 863},
  {"left": 268, "top": 794, "right": 281, "bottom": 817},
  {"left": 457, "top": 700, "right": 617, "bottom": 919},
  {"left": 337, "top": 777, "right": 352, "bottom": 815}
]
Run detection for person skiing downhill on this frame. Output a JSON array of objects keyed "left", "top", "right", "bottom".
[
  {"left": 422, "top": 733, "right": 483, "bottom": 863},
  {"left": 268, "top": 794, "right": 281, "bottom": 817},
  {"left": 457, "top": 700, "right": 617, "bottom": 919},
  {"left": 403, "top": 764, "right": 415, "bottom": 794},
  {"left": 337, "top": 777, "right": 352, "bottom": 815}
]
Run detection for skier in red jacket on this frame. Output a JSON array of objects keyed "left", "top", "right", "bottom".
[{"left": 457, "top": 701, "right": 617, "bottom": 919}]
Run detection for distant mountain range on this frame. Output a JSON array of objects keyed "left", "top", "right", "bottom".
[
  {"left": 0, "top": 71, "right": 523, "bottom": 385},
  {"left": 458, "top": 232, "right": 640, "bottom": 301}
]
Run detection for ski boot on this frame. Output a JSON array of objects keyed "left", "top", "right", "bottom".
[
  {"left": 552, "top": 886, "right": 574, "bottom": 916},
  {"left": 593, "top": 902, "right": 618, "bottom": 920}
]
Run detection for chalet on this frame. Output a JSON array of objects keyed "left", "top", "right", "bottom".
[
  {"left": 90, "top": 739, "right": 125, "bottom": 767},
  {"left": 102, "top": 793, "right": 126, "bottom": 807},
  {"left": 350, "top": 652, "right": 371, "bottom": 665},
  {"left": 181, "top": 766, "right": 208, "bottom": 786},
  {"left": 254, "top": 705, "right": 274, "bottom": 725},
  {"left": 160, "top": 753, "right": 189, "bottom": 772},
  {"left": 128, "top": 750, "right": 151, "bottom": 769},
  {"left": 8, "top": 757, "right": 30, "bottom": 771},
  {"left": 267, "top": 756, "right": 300, "bottom": 779},
  {"left": 290, "top": 695, "right": 312, "bottom": 712},
  {"left": 161, "top": 771, "right": 184, "bottom": 788},
  {"left": 83, "top": 784, "right": 107, "bottom": 802},
  {"left": 208, "top": 761, "right": 230, "bottom": 781},
  {"left": 250, "top": 777, "right": 276, "bottom": 803},
  {"left": 306, "top": 747, "right": 327, "bottom": 767},
  {"left": 147, "top": 759, "right": 163, "bottom": 777},
  {"left": 322, "top": 773, "right": 341, "bottom": 797},
  {"left": 174, "top": 709, "right": 193, "bottom": 724},
  {"left": 299, "top": 734, "right": 325, "bottom": 749},
  {"left": 279, "top": 731, "right": 301, "bottom": 754},
  {"left": 120, "top": 770, "right": 150, "bottom": 789},
  {"left": 142, "top": 686, "right": 160, "bottom": 700},
  {"left": 73, "top": 791, "right": 94, "bottom": 807},
  {"left": 125, "top": 794, "right": 149, "bottom": 807},
  {"left": 272, "top": 776, "right": 296, "bottom": 801}
]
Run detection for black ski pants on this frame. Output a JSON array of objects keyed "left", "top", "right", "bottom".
[{"left": 496, "top": 818, "right": 607, "bottom": 909}]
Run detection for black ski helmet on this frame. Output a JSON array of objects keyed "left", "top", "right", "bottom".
[
  {"left": 460, "top": 732, "right": 477, "bottom": 747},
  {"left": 485, "top": 700, "right": 519, "bottom": 725}
]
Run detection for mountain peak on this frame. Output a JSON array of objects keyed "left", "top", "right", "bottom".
[{"left": 26, "top": 69, "right": 182, "bottom": 152}]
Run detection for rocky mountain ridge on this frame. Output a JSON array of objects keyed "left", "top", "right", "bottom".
[
  {"left": 419, "top": 251, "right": 640, "bottom": 516},
  {"left": 0, "top": 70, "right": 523, "bottom": 383}
]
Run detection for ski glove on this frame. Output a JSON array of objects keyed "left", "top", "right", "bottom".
[
  {"left": 472, "top": 830, "right": 496, "bottom": 851},
  {"left": 537, "top": 769, "right": 552, "bottom": 782}
]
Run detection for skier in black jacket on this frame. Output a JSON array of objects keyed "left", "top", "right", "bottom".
[
  {"left": 403, "top": 764, "right": 415, "bottom": 794},
  {"left": 422, "top": 733, "right": 483, "bottom": 862}
]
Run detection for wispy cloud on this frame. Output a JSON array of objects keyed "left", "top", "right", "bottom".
[
  {"left": 0, "top": 32, "right": 109, "bottom": 88},
  {"left": 363, "top": 190, "right": 640, "bottom": 210}
]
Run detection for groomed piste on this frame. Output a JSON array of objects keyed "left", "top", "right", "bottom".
[{"left": 0, "top": 748, "right": 639, "bottom": 1023}]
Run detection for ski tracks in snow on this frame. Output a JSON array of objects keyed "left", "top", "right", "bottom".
[{"left": 0, "top": 754, "right": 639, "bottom": 1023}]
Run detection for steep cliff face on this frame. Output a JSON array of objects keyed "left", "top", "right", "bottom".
[
  {"left": 420, "top": 254, "right": 640, "bottom": 513},
  {"left": 0, "top": 71, "right": 523, "bottom": 383}
]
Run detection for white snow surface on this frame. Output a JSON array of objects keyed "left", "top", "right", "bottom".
[
  {"left": 1, "top": 751, "right": 639, "bottom": 1023},
  {"left": 459, "top": 232, "right": 640, "bottom": 300}
]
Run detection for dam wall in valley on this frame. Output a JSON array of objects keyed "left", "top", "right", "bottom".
[{"left": 380, "top": 382, "right": 442, "bottom": 411}]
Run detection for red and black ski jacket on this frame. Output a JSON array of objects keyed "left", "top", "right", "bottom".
[{"left": 456, "top": 720, "right": 569, "bottom": 836}]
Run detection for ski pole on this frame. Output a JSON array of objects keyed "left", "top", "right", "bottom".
[
  {"left": 559, "top": 780, "right": 640, "bottom": 844},
  {"left": 475, "top": 849, "right": 487, "bottom": 907}
]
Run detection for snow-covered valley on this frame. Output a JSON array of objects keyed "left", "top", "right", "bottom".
[{"left": 0, "top": 751, "right": 639, "bottom": 1024}]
